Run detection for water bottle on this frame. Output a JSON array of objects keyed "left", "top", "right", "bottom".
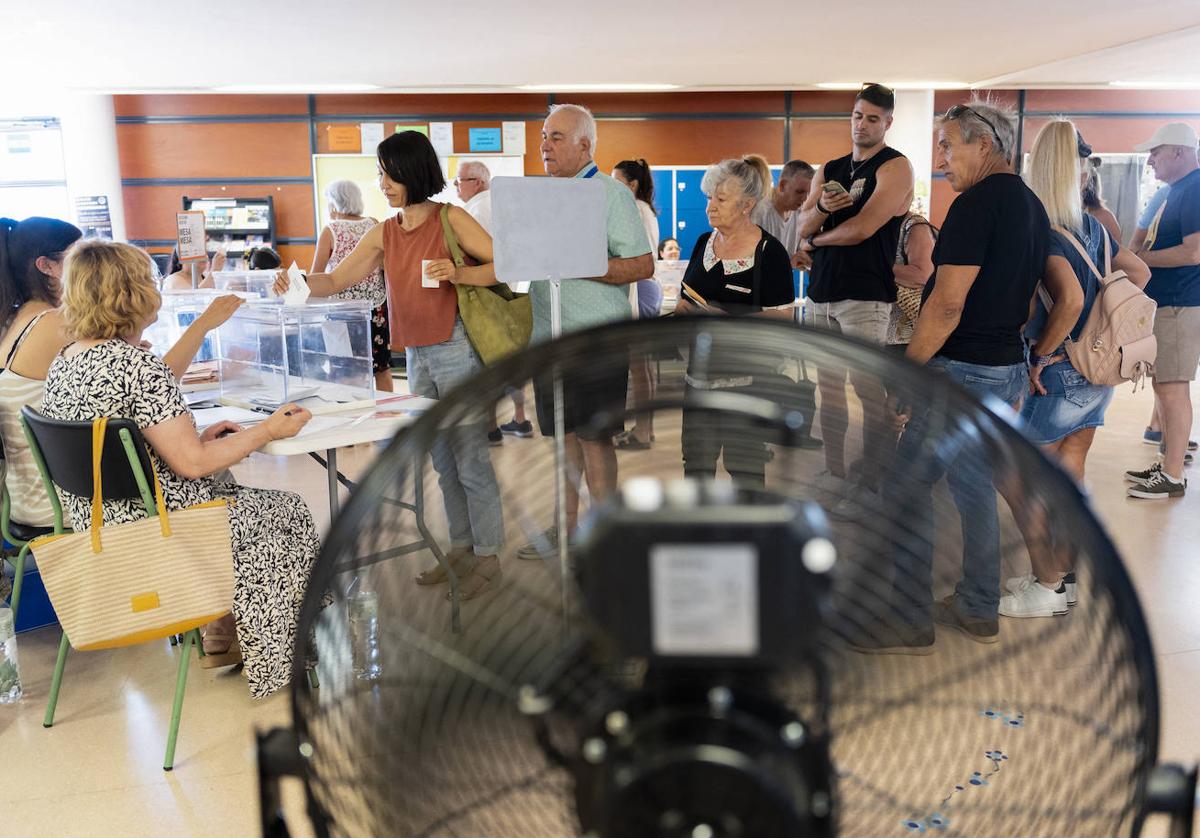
[
  {"left": 0, "top": 605, "right": 22, "bottom": 704},
  {"left": 347, "top": 588, "right": 382, "bottom": 681}
]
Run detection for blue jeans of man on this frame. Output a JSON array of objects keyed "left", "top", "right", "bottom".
[
  {"left": 406, "top": 318, "right": 504, "bottom": 556},
  {"left": 887, "top": 357, "right": 1027, "bottom": 628}
]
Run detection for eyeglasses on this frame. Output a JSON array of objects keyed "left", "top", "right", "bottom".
[
  {"left": 453, "top": 177, "right": 480, "bottom": 187},
  {"left": 945, "top": 104, "right": 1004, "bottom": 152}
]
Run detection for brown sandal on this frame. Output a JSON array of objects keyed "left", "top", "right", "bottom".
[
  {"left": 445, "top": 555, "right": 502, "bottom": 602},
  {"left": 415, "top": 546, "right": 474, "bottom": 586}
]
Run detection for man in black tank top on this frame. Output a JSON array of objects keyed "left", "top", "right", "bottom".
[{"left": 794, "top": 83, "right": 915, "bottom": 506}]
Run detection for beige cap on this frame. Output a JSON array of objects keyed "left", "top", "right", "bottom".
[{"left": 1134, "top": 122, "right": 1199, "bottom": 152}]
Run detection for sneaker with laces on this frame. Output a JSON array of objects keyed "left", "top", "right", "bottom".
[
  {"left": 499, "top": 419, "right": 534, "bottom": 438},
  {"left": 516, "top": 527, "right": 571, "bottom": 560},
  {"left": 1063, "top": 571, "right": 1077, "bottom": 606},
  {"left": 1125, "top": 462, "right": 1161, "bottom": 487},
  {"left": 1000, "top": 579, "right": 1068, "bottom": 618},
  {"left": 830, "top": 482, "right": 881, "bottom": 522},
  {"left": 933, "top": 595, "right": 998, "bottom": 644},
  {"left": 1127, "top": 470, "right": 1187, "bottom": 500},
  {"left": 487, "top": 428, "right": 503, "bottom": 446}
]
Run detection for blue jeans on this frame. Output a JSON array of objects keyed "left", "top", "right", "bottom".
[
  {"left": 406, "top": 319, "right": 503, "bottom": 556},
  {"left": 886, "top": 357, "right": 1027, "bottom": 627}
]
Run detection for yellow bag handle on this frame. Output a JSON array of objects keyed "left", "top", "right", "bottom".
[{"left": 90, "top": 417, "right": 171, "bottom": 554}]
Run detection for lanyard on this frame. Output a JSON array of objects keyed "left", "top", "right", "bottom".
[{"left": 581, "top": 164, "right": 598, "bottom": 179}]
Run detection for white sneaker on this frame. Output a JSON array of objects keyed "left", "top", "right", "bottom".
[
  {"left": 1005, "top": 573, "right": 1036, "bottom": 594},
  {"left": 1000, "top": 580, "right": 1068, "bottom": 618}
]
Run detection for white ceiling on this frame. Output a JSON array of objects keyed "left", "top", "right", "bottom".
[{"left": 3, "top": 0, "right": 1200, "bottom": 93}]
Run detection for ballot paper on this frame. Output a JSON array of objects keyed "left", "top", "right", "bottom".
[
  {"left": 192, "top": 406, "right": 267, "bottom": 431},
  {"left": 283, "top": 261, "right": 310, "bottom": 305}
]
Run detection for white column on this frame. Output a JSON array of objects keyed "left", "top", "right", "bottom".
[
  {"left": 887, "top": 89, "right": 935, "bottom": 219},
  {"left": 56, "top": 94, "right": 126, "bottom": 241}
]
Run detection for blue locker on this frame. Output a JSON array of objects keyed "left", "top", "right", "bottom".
[
  {"left": 651, "top": 168, "right": 674, "bottom": 248},
  {"left": 675, "top": 169, "right": 708, "bottom": 211},
  {"left": 675, "top": 208, "right": 711, "bottom": 260}
]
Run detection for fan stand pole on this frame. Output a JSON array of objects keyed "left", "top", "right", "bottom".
[{"left": 550, "top": 278, "right": 571, "bottom": 623}]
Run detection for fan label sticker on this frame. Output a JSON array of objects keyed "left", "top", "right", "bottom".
[{"left": 650, "top": 544, "right": 759, "bottom": 656}]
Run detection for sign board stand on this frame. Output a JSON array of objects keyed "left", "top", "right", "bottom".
[{"left": 490, "top": 176, "right": 608, "bottom": 618}]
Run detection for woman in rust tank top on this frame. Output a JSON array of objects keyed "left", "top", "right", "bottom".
[{"left": 276, "top": 131, "right": 505, "bottom": 600}]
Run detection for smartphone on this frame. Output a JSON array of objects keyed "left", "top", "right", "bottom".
[{"left": 822, "top": 181, "right": 849, "bottom": 196}]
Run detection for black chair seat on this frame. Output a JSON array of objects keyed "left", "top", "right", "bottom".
[{"left": 8, "top": 521, "right": 55, "bottom": 544}]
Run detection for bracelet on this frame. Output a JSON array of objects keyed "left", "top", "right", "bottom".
[
  {"left": 816, "top": 199, "right": 832, "bottom": 214},
  {"left": 1029, "top": 354, "right": 1052, "bottom": 368}
]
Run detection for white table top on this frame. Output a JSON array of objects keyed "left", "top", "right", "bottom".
[{"left": 257, "top": 394, "right": 436, "bottom": 457}]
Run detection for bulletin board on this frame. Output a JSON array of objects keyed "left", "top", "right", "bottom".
[{"left": 311, "top": 153, "right": 526, "bottom": 230}]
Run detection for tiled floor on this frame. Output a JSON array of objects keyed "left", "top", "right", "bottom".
[{"left": 2, "top": 378, "right": 1198, "bottom": 836}]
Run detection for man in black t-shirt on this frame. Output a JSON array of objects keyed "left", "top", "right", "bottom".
[
  {"left": 795, "top": 83, "right": 915, "bottom": 510},
  {"left": 857, "top": 101, "right": 1052, "bottom": 654}
]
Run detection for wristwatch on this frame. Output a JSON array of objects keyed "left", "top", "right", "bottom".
[{"left": 805, "top": 235, "right": 818, "bottom": 249}]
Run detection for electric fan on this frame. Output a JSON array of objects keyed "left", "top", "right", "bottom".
[{"left": 258, "top": 316, "right": 1197, "bottom": 837}]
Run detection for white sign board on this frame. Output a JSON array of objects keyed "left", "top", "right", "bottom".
[
  {"left": 175, "top": 211, "right": 207, "bottom": 261},
  {"left": 490, "top": 176, "right": 608, "bottom": 283}
]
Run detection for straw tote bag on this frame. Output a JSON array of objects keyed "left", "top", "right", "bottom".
[
  {"left": 30, "top": 418, "right": 235, "bottom": 651},
  {"left": 440, "top": 204, "right": 533, "bottom": 365}
]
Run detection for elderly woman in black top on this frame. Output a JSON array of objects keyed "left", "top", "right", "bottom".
[{"left": 677, "top": 158, "right": 796, "bottom": 486}]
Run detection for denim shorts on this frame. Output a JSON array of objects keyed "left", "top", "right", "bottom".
[{"left": 1019, "top": 360, "right": 1113, "bottom": 445}]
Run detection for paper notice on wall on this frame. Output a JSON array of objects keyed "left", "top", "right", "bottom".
[
  {"left": 327, "top": 124, "right": 361, "bottom": 153},
  {"left": 430, "top": 122, "right": 454, "bottom": 157},
  {"left": 360, "top": 122, "right": 384, "bottom": 154},
  {"left": 74, "top": 195, "right": 112, "bottom": 239},
  {"left": 321, "top": 321, "right": 353, "bottom": 357},
  {"left": 502, "top": 121, "right": 526, "bottom": 155}
]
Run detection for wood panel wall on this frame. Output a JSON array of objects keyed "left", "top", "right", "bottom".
[{"left": 115, "top": 89, "right": 1200, "bottom": 265}]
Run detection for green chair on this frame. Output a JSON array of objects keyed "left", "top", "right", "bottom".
[
  {"left": 0, "top": 436, "right": 56, "bottom": 624},
  {"left": 21, "top": 407, "right": 207, "bottom": 771}
]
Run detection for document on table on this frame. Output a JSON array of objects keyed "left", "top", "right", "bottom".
[{"left": 192, "top": 406, "right": 267, "bottom": 430}]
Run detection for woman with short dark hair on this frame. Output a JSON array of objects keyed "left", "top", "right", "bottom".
[{"left": 275, "top": 131, "right": 505, "bottom": 600}]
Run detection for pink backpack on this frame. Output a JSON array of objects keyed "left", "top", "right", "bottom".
[{"left": 1039, "top": 225, "right": 1156, "bottom": 388}]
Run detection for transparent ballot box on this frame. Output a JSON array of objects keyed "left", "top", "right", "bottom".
[
  {"left": 210, "top": 270, "right": 278, "bottom": 298},
  {"left": 216, "top": 299, "right": 375, "bottom": 414},
  {"left": 144, "top": 290, "right": 223, "bottom": 362}
]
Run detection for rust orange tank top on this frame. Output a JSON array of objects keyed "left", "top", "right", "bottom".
[{"left": 382, "top": 204, "right": 459, "bottom": 347}]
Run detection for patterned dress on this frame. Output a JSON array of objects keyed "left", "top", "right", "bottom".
[
  {"left": 41, "top": 339, "right": 321, "bottom": 699},
  {"left": 326, "top": 218, "right": 391, "bottom": 374}
]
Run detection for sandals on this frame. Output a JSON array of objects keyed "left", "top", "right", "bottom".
[
  {"left": 201, "top": 615, "right": 243, "bottom": 669},
  {"left": 445, "top": 555, "right": 502, "bottom": 602},
  {"left": 415, "top": 546, "right": 474, "bottom": 585}
]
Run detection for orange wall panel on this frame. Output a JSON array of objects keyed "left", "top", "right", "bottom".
[
  {"left": 123, "top": 183, "right": 315, "bottom": 241},
  {"left": 313, "top": 94, "right": 546, "bottom": 116},
  {"left": 114, "top": 95, "right": 307, "bottom": 117},
  {"left": 929, "top": 178, "right": 958, "bottom": 229},
  {"left": 1025, "top": 89, "right": 1200, "bottom": 114},
  {"left": 117, "top": 123, "right": 311, "bottom": 180},
  {"left": 574, "top": 92, "right": 784, "bottom": 114},
  {"left": 789, "top": 120, "right": 852, "bottom": 165},
  {"left": 278, "top": 244, "right": 316, "bottom": 270},
  {"left": 591, "top": 119, "right": 784, "bottom": 170},
  {"left": 1021, "top": 116, "right": 1200, "bottom": 154}
]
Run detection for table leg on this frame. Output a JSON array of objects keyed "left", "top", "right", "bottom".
[{"left": 326, "top": 448, "right": 339, "bottom": 518}]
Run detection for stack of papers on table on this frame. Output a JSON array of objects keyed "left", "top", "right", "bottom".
[{"left": 192, "top": 406, "right": 267, "bottom": 431}]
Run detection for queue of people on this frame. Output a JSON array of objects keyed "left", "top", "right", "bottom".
[{"left": 1, "top": 89, "right": 1196, "bottom": 695}]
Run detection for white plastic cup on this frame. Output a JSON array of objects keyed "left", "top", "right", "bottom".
[{"left": 421, "top": 260, "right": 439, "bottom": 289}]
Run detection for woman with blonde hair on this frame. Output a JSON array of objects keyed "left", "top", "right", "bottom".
[
  {"left": 1002, "top": 119, "right": 1150, "bottom": 618},
  {"left": 42, "top": 239, "right": 322, "bottom": 697}
]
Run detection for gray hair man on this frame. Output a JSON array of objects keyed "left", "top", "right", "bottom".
[
  {"left": 516, "top": 103, "right": 654, "bottom": 559},
  {"left": 455, "top": 160, "right": 493, "bottom": 232},
  {"left": 1126, "top": 122, "right": 1200, "bottom": 499},
  {"left": 866, "top": 99, "right": 1055, "bottom": 653}
]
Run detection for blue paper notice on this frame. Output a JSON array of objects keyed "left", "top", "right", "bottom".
[{"left": 469, "top": 128, "right": 502, "bottom": 153}]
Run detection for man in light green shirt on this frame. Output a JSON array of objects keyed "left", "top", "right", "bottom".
[{"left": 518, "top": 104, "right": 654, "bottom": 559}]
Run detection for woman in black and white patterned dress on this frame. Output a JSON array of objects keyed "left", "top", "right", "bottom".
[{"left": 42, "top": 240, "right": 320, "bottom": 699}]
